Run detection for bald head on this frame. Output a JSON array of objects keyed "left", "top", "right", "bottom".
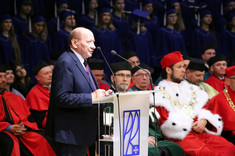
[
  {"left": 69, "top": 27, "right": 96, "bottom": 59},
  {"left": 69, "top": 27, "right": 93, "bottom": 44}
]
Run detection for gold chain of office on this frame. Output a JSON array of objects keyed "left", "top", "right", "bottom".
[
  {"left": 223, "top": 88, "right": 235, "bottom": 112},
  {"left": 159, "top": 86, "right": 197, "bottom": 118}
]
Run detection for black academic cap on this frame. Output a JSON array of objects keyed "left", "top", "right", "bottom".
[
  {"left": 0, "top": 14, "right": 11, "bottom": 21},
  {"left": 60, "top": 10, "right": 74, "bottom": 21},
  {"left": 121, "top": 51, "right": 137, "bottom": 60},
  {"left": 18, "top": 0, "right": 33, "bottom": 6},
  {"left": 5, "top": 64, "right": 12, "bottom": 71},
  {"left": 31, "top": 15, "right": 45, "bottom": 23},
  {"left": 131, "top": 63, "right": 151, "bottom": 75},
  {"left": 110, "top": 61, "right": 131, "bottom": 74},
  {"left": 187, "top": 58, "right": 206, "bottom": 71},
  {"left": 88, "top": 58, "right": 104, "bottom": 70},
  {"left": 32, "top": 61, "right": 49, "bottom": 76},
  {"left": 182, "top": 53, "right": 190, "bottom": 60},
  {"left": 0, "top": 65, "right": 7, "bottom": 73},
  {"left": 208, "top": 55, "right": 227, "bottom": 67},
  {"left": 201, "top": 43, "right": 216, "bottom": 53},
  {"left": 131, "top": 9, "right": 149, "bottom": 22}
]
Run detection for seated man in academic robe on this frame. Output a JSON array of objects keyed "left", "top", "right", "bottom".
[
  {"left": 205, "top": 55, "right": 227, "bottom": 92},
  {"left": 150, "top": 51, "right": 235, "bottom": 155},
  {"left": 26, "top": 61, "right": 52, "bottom": 129},
  {"left": 88, "top": 58, "right": 110, "bottom": 90},
  {"left": 185, "top": 58, "right": 218, "bottom": 100},
  {"left": 0, "top": 65, "right": 56, "bottom": 156},
  {"left": 205, "top": 66, "right": 235, "bottom": 144},
  {"left": 128, "top": 63, "right": 185, "bottom": 156}
]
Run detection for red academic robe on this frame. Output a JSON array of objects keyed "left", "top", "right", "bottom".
[
  {"left": 98, "top": 81, "right": 110, "bottom": 90},
  {"left": 0, "top": 90, "right": 56, "bottom": 156},
  {"left": 26, "top": 84, "right": 50, "bottom": 128},
  {"left": 205, "top": 75, "right": 225, "bottom": 92},
  {"left": 205, "top": 87, "right": 235, "bottom": 132},
  {"left": 156, "top": 106, "right": 235, "bottom": 156}
]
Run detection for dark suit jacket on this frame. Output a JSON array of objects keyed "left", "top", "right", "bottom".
[{"left": 46, "top": 50, "right": 99, "bottom": 146}]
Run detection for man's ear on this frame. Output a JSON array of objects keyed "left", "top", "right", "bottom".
[
  {"left": 71, "top": 38, "right": 77, "bottom": 48},
  {"left": 166, "top": 67, "right": 172, "bottom": 75},
  {"left": 110, "top": 75, "right": 114, "bottom": 84},
  {"left": 35, "top": 75, "right": 39, "bottom": 82}
]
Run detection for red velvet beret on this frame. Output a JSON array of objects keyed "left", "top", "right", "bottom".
[
  {"left": 226, "top": 66, "right": 235, "bottom": 78},
  {"left": 160, "top": 51, "right": 184, "bottom": 69}
]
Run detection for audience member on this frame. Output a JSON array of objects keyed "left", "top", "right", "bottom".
[
  {"left": 192, "top": 9, "right": 217, "bottom": 58},
  {"left": 205, "top": 65, "right": 235, "bottom": 144},
  {"left": 0, "top": 14, "right": 21, "bottom": 64},
  {"left": 112, "top": 0, "right": 130, "bottom": 50},
  {"left": 46, "top": 27, "right": 111, "bottom": 156},
  {"left": 26, "top": 61, "right": 52, "bottom": 129},
  {"left": 142, "top": 0, "right": 161, "bottom": 60},
  {"left": 220, "top": 9, "right": 235, "bottom": 56},
  {"left": 5, "top": 65, "right": 25, "bottom": 99},
  {"left": 11, "top": 62, "right": 34, "bottom": 97},
  {"left": 128, "top": 62, "right": 185, "bottom": 156},
  {"left": 47, "top": 0, "right": 69, "bottom": 37},
  {"left": 127, "top": 9, "right": 154, "bottom": 67},
  {"left": 185, "top": 58, "right": 218, "bottom": 99},
  {"left": 88, "top": 58, "right": 110, "bottom": 90},
  {"left": 91, "top": 8, "right": 123, "bottom": 64},
  {"left": 77, "top": 0, "right": 98, "bottom": 30},
  {"left": 201, "top": 43, "right": 216, "bottom": 81},
  {"left": 201, "top": 43, "right": 216, "bottom": 68},
  {"left": 0, "top": 65, "right": 56, "bottom": 156},
  {"left": 121, "top": 50, "right": 140, "bottom": 68},
  {"left": 53, "top": 10, "right": 76, "bottom": 58},
  {"left": 157, "top": 9, "right": 186, "bottom": 58},
  {"left": 150, "top": 51, "right": 235, "bottom": 155},
  {"left": 205, "top": 55, "right": 227, "bottom": 92},
  {"left": 12, "top": 0, "right": 33, "bottom": 35},
  {"left": 110, "top": 61, "right": 132, "bottom": 92},
  {"left": 19, "top": 15, "right": 52, "bottom": 76},
  {"left": 129, "top": 63, "right": 151, "bottom": 91}
]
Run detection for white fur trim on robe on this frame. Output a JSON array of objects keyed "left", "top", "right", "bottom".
[
  {"left": 149, "top": 80, "right": 223, "bottom": 140},
  {"left": 198, "top": 109, "right": 223, "bottom": 135},
  {"left": 161, "top": 112, "right": 193, "bottom": 140}
]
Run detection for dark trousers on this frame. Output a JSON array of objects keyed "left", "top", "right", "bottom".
[
  {"left": 56, "top": 142, "right": 88, "bottom": 156},
  {"left": 0, "top": 132, "right": 14, "bottom": 156},
  {"left": 0, "top": 132, "right": 33, "bottom": 156}
]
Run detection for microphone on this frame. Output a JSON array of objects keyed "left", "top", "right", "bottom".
[
  {"left": 111, "top": 50, "right": 154, "bottom": 90},
  {"left": 97, "top": 47, "right": 119, "bottom": 92}
]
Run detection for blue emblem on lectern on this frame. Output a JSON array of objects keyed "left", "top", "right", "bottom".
[{"left": 123, "top": 110, "right": 140, "bottom": 156}]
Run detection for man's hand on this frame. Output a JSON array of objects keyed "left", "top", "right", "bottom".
[
  {"left": 192, "top": 119, "right": 207, "bottom": 133},
  {"left": 148, "top": 137, "right": 157, "bottom": 146},
  {"left": 91, "top": 89, "right": 113, "bottom": 100},
  {"left": 10, "top": 122, "right": 27, "bottom": 136}
]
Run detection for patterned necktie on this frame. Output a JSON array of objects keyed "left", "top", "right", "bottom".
[
  {"left": 83, "top": 60, "right": 97, "bottom": 90},
  {"left": 83, "top": 60, "right": 89, "bottom": 74}
]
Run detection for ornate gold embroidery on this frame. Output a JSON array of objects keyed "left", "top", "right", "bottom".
[
  {"left": 159, "top": 86, "right": 197, "bottom": 118},
  {"left": 224, "top": 89, "right": 235, "bottom": 112}
]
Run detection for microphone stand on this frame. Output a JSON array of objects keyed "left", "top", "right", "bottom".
[
  {"left": 97, "top": 47, "right": 119, "bottom": 92},
  {"left": 111, "top": 50, "right": 157, "bottom": 155}
]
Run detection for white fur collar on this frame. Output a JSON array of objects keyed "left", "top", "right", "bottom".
[{"left": 151, "top": 80, "right": 209, "bottom": 118}]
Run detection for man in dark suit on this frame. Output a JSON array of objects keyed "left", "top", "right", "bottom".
[{"left": 46, "top": 27, "right": 112, "bottom": 156}]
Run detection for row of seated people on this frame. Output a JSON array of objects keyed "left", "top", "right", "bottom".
[
  {"left": 1, "top": 0, "right": 235, "bottom": 77},
  {"left": 1, "top": 49, "right": 235, "bottom": 155}
]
